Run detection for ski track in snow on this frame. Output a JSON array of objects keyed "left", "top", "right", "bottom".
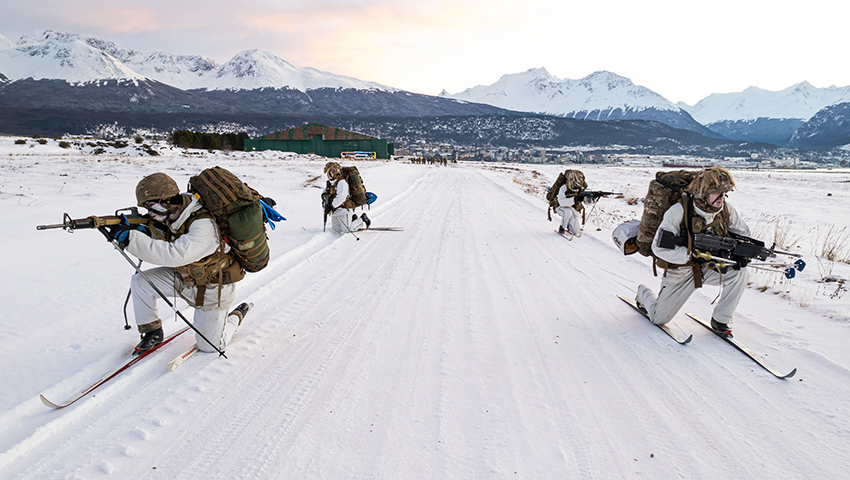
[{"left": 1, "top": 155, "right": 850, "bottom": 479}]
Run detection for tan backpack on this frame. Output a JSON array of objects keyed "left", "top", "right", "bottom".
[
  {"left": 636, "top": 170, "right": 698, "bottom": 257},
  {"left": 339, "top": 166, "right": 369, "bottom": 208},
  {"left": 188, "top": 167, "right": 269, "bottom": 273}
]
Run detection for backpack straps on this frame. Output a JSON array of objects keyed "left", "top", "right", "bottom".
[{"left": 682, "top": 194, "right": 703, "bottom": 289}]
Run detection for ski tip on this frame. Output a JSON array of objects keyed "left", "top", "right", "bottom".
[
  {"left": 39, "top": 394, "right": 61, "bottom": 409},
  {"left": 782, "top": 368, "right": 797, "bottom": 379},
  {"left": 681, "top": 334, "right": 694, "bottom": 345}
]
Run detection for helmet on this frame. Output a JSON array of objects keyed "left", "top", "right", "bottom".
[
  {"left": 135, "top": 173, "right": 179, "bottom": 207},
  {"left": 324, "top": 162, "right": 341, "bottom": 177},
  {"left": 686, "top": 166, "right": 735, "bottom": 199}
]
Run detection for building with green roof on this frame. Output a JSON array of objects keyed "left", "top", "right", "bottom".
[{"left": 244, "top": 123, "right": 393, "bottom": 159}]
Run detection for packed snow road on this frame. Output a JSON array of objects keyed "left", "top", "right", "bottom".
[{"left": 2, "top": 159, "right": 850, "bottom": 479}]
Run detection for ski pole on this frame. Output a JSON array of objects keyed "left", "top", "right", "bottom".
[
  {"left": 332, "top": 210, "right": 360, "bottom": 241},
  {"left": 102, "top": 233, "right": 227, "bottom": 358},
  {"left": 121, "top": 258, "right": 143, "bottom": 330}
]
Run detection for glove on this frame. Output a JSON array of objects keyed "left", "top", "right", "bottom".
[
  {"left": 259, "top": 199, "right": 286, "bottom": 230},
  {"left": 732, "top": 256, "right": 750, "bottom": 270},
  {"left": 575, "top": 194, "right": 585, "bottom": 203},
  {"left": 104, "top": 216, "right": 150, "bottom": 249}
]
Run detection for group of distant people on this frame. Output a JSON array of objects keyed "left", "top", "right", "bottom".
[{"left": 408, "top": 157, "right": 451, "bottom": 165}]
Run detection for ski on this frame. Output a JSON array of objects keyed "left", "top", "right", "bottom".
[
  {"left": 555, "top": 229, "right": 573, "bottom": 241},
  {"left": 167, "top": 346, "right": 199, "bottom": 371},
  {"left": 355, "top": 226, "right": 404, "bottom": 232},
  {"left": 167, "top": 302, "right": 254, "bottom": 372},
  {"left": 686, "top": 313, "right": 796, "bottom": 379},
  {"left": 618, "top": 295, "right": 693, "bottom": 344},
  {"left": 40, "top": 326, "right": 191, "bottom": 409}
]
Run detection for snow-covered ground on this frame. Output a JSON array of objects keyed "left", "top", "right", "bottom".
[{"left": 1, "top": 137, "right": 849, "bottom": 479}]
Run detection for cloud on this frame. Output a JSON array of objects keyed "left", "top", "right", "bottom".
[{"left": 3, "top": 0, "right": 850, "bottom": 102}]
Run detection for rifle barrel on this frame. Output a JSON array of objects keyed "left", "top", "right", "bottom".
[{"left": 36, "top": 223, "right": 67, "bottom": 230}]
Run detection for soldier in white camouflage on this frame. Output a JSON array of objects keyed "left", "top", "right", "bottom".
[{"left": 636, "top": 167, "right": 751, "bottom": 337}]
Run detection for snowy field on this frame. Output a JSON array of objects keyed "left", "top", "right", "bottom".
[{"left": 1, "top": 136, "right": 849, "bottom": 479}]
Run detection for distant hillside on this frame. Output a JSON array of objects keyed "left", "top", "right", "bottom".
[
  {"left": 706, "top": 118, "right": 805, "bottom": 146},
  {"left": 789, "top": 102, "right": 850, "bottom": 149},
  {"left": 0, "top": 108, "right": 779, "bottom": 158}
]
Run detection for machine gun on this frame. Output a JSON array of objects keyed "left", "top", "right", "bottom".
[
  {"left": 37, "top": 207, "right": 150, "bottom": 233},
  {"left": 575, "top": 190, "right": 623, "bottom": 203},
  {"left": 659, "top": 230, "right": 806, "bottom": 278}
]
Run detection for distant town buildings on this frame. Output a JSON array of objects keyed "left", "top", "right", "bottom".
[{"left": 393, "top": 142, "right": 844, "bottom": 169}]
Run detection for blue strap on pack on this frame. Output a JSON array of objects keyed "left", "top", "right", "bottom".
[{"left": 259, "top": 199, "right": 286, "bottom": 230}]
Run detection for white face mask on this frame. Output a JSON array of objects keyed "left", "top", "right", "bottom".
[{"left": 147, "top": 202, "right": 170, "bottom": 222}]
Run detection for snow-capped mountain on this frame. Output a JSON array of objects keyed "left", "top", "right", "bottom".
[
  {"left": 0, "top": 29, "right": 511, "bottom": 122},
  {"left": 442, "top": 68, "right": 672, "bottom": 114},
  {"left": 678, "top": 82, "right": 850, "bottom": 146},
  {"left": 203, "top": 49, "right": 394, "bottom": 92},
  {"left": 789, "top": 101, "right": 850, "bottom": 149},
  {"left": 683, "top": 82, "right": 850, "bottom": 124},
  {"left": 0, "top": 30, "right": 146, "bottom": 84},
  {"left": 0, "top": 29, "right": 393, "bottom": 93},
  {"left": 77, "top": 37, "right": 220, "bottom": 91},
  {"left": 440, "top": 68, "right": 716, "bottom": 136},
  {"left": 0, "top": 34, "right": 15, "bottom": 51}
]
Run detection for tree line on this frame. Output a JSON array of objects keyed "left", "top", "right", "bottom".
[{"left": 170, "top": 130, "right": 250, "bottom": 151}]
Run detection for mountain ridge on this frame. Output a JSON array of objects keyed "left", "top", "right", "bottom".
[{"left": 439, "top": 68, "right": 720, "bottom": 137}]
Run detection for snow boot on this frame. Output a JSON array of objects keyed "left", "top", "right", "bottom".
[
  {"left": 558, "top": 226, "right": 565, "bottom": 235},
  {"left": 360, "top": 213, "right": 371, "bottom": 228},
  {"left": 134, "top": 327, "right": 164, "bottom": 355},
  {"left": 635, "top": 284, "right": 656, "bottom": 317},
  {"left": 710, "top": 318, "right": 733, "bottom": 337},
  {"left": 229, "top": 302, "right": 253, "bottom": 326}
]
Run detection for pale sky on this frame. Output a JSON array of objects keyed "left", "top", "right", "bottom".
[{"left": 2, "top": 0, "right": 847, "bottom": 105}]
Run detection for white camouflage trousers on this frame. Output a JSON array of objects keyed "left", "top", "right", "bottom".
[
  {"left": 131, "top": 267, "right": 239, "bottom": 352},
  {"left": 638, "top": 265, "right": 749, "bottom": 325},
  {"left": 330, "top": 209, "right": 367, "bottom": 234},
  {"left": 556, "top": 205, "right": 582, "bottom": 236}
]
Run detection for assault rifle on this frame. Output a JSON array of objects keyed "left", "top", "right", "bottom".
[
  {"left": 575, "top": 190, "right": 623, "bottom": 203},
  {"left": 37, "top": 207, "right": 150, "bottom": 232},
  {"left": 321, "top": 181, "right": 332, "bottom": 232}
]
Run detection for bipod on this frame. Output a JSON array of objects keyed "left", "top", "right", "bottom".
[
  {"left": 580, "top": 200, "right": 602, "bottom": 233},
  {"left": 101, "top": 231, "right": 227, "bottom": 358},
  {"left": 587, "top": 201, "right": 603, "bottom": 232},
  {"left": 693, "top": 250, "right": 806, "bottom": 279},
  {"left": 748, "top": 259, "right": 806, "bottom": 279}
]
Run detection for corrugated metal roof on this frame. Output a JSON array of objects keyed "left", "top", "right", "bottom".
[{"left": 262, "top": 123, "right": 375, "bottom": 141}]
